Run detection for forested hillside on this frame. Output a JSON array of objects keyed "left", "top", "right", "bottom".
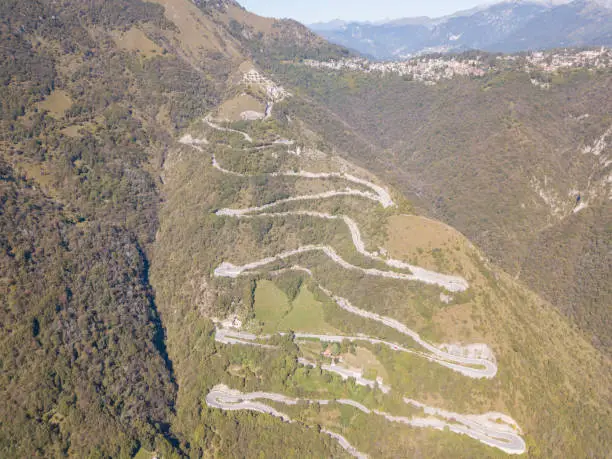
[
  {"left": 0, "top": 0, "right": 225, "bottom": 455},
  {"left": 1, "top": 0, "right": 610, "bottom": 458},
  {"left": 0, "top": 0, "right": 345, "bottom": 456}
]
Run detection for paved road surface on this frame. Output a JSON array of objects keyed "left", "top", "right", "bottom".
[{"left": 206, "top": 384, "right": 526, "bottom": 455}]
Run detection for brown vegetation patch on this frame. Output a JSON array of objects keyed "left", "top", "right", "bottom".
[
  {"left": 60, "top": 120, "right": 100, "bottom": 138},
  {"left": 387, "top": 215, "right": 460, "bottom": 253},
  {"left": 431, "top": 302, "right": 483, "bottom": 343},
  {"left": 38, "top": 90, "right": 73, "bottom": 118},
  {"left": 385, "top": 214, "right": 476, "bottom": 277},
  {"left": 225, "top": 5, "right": 275, "bottom": 35},
  {"left": 217, "top": 94, "right": 265, "bottom": 121},
  {"left": 151, "top": 0, "right": 241, "bottom": 58},
  {"left": 113, "top": 27, "right": 163, "bottom": 58},
  {"left": 14, "top": 160, "right": 58, "bottom": 196},
  {"left": 60, "top": 125, "right": 82, "bottom": 138}
]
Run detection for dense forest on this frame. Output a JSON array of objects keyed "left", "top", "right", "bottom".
[{"left": 0, "top": 0, "right": 195, "bottom": 456}]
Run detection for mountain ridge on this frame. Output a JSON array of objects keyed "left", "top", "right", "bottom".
[{"left": 310, "top": 0, "right": 612, "bottom": 58}]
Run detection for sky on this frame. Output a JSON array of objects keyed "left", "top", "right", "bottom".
[{"left": 237, "top": 0, "right": 490, "bottom": 24}]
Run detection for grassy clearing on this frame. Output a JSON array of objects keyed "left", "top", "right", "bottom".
[
  {"left": 113, "top": 27, "right": 163, "bottom": 58},
  {"left": 217, "top": 94, "right": 265, "bottom": 121},
  {"left": 278, "top": 285, "right": 339, "bottom": 333},
  {"left": 385, "top": 214, "right": 469, "bottom": 276},
  {"left": 13, "top": 160, "right": 60, "bottom": 198},
  {"left": 60, "top": 120, "right": 100, "bottom": 138},
  {"left": 60, "top": 125, "right": 82, "bottom": 138},
  {"left": 254, "top": 280, "right": 291, "bottom": 332},
  {"left": 342, "top": 347, "right": 389, "bottom": 382},
  {"left": 152, "top": 0, "right": 242, "bottom": 57},
  {"left": 255, "top": 279, "right": 337, "bottom": 334},
  {"left": 38, "top": 90, "right": 73, "bottom": 118},
  {"left": 133, "top": 448, "right": 156, "bottom": 459},
  {"left": 297, "top": 340, "right": 323, "bottom": 362}
]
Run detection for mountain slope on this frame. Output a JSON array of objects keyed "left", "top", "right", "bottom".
[
  {"left": 152, "top": 61, "right": 612, "bottom": 457},
  {"left": 0, "top": 0, "right": 347, "bottom": 456},
  {"left": 428, "top": 2, "right": 549, "bottom": 53},
  {"left": 0, "top": 0, "right": 241, "bottom": 455},
  {"left": 266, "top": 49, "right": 612, "bottom": 357},
  {"left": 494, "top": 0, "right": 612, "bottom": 52},
  {"left": 1, "top": 0, "right": 611, "bottom": 458}
]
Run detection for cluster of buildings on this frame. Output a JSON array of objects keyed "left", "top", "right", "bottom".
[
  {"left": 521, "top": 48, "right": 611, "bottom": 73},
  {"left": 242, "top": 68, "right": 291, "bottom": 102},
  {"left": 302, "top": 48, "right": 611, "bottom": 85},
  {"left": 303, "top": 56, "right": 486, "bottom": 84}
]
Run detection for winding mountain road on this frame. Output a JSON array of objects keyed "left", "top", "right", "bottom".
[
  {"left": 206, "top": 384, "right": 526, "bottom": 455},
  {"left": 214, "top": 243, "right": 469, "bottom": 292},
  {"left": 209, "top": 153, "right": 395, "bottom": 208},
  {"left": 206, "top": 384, "right": 367, "bottom": 458},
  {"left": 215, "top": 326, "right": 496, "bottom": 379},
  {"left": 183, "top": 118, "right": 524, "bottom": 455},
  {"left": 204, "top": 117, "right": 253, "bottom": 142},
  {"left": 215, "top": 208, "right": 468, "bottom": 292}
]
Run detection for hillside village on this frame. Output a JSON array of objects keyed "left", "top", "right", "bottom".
[
  {"left": 302, "top": 47, "right": 612, "bottom": 84},
  {"left": 303, "top": 56, "right": 486, "bottom": 84}
]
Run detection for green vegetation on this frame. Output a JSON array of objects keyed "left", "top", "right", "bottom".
[
  {"left": 254, "top": 280, "right": 291, "bottom": 332},
  {"left": 278, "top": 284, "right": 338, "bottom": 333},
  {"left": 0, "top": 0, "right": 224, "bottom": 455},
  {"left": 0, "top": 160, "right": 177, "bottom": 457},
  {"left": 1, "top": 0, "right": 610, "bottom": 457},
  {"left": 252, "top": 278, "right": 339, "bottom": 334}
]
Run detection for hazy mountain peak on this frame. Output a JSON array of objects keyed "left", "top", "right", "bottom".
[{"left": 311, "top": 0, "right": 612, "bottom": 59}]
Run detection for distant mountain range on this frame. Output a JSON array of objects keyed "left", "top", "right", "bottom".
[{"left": 310, "top": 0, "right": 612, "bottom": 59}]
